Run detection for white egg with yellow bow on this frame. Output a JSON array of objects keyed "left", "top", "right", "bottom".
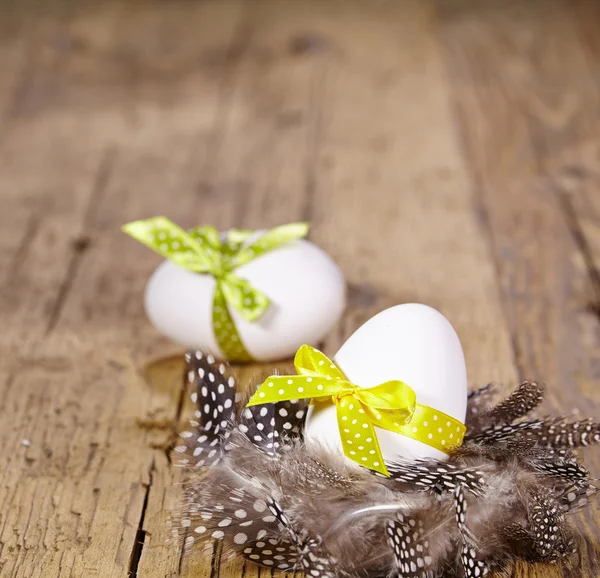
[{"left": 302, "top": 303, "right": 468, "bottom": 467}]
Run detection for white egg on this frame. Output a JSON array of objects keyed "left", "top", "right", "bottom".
[
  {"left": 304, "top": 303, "right": 468, "bottom": 463},
  {"left": 144, "top": 238, "right": 346, "bottom": 362}
]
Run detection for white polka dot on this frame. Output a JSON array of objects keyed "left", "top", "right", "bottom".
[
  {"left": 194, "top": 526, "right": 206, "bottom": 533},
  {"left": 234, "top": 533, "right": 247, "bottom": 544},
  {"left": 298, "top": 387, "right": 304, "bottom": 393},
  {"left": 211, "top": 530, "right": 224, "bottom": 539},
  {"left": 287, "top": 379, "right": 293, "bottom": 385},
  {"left": 278, "top": 389, "right": 284, "bottom": 395}
]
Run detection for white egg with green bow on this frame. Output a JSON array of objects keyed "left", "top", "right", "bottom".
[{"left": 123, "top": 217, "right": 346, "bottom": 362}]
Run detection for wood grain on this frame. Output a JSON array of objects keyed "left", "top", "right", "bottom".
[
  {"left": 439, "top": 0, "right": 600, "bottom": 574},
  {"left": 0, "top": 0, "right": 599, "bottom": 577}
]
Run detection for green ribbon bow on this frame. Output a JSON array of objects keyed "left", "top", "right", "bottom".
[
  {"left": 122, "top": 217, "right": 309, "bottom": 361},
  {"left": 247, "top": 344, "right": 466, "bottom": 476}
]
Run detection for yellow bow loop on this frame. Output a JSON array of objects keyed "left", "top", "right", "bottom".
[
  {"left": 123, "top": 217, "right": 309, "bottom": 361},
  {"left": 247, "top": 344, "right": 466, "bottom": 476}
]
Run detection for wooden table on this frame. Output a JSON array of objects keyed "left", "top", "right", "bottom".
[{"left": 2, "top": 0, "right": 600, "bottom": 576}]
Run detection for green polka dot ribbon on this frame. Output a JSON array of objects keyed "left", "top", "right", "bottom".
[
  {"left": 122, "top": 217, "right": 310, "bottom": 362},
  {"left": 247, "top": 344, "right": 466, "bottom": 476}
]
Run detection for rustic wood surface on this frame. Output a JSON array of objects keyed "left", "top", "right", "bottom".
[{"left": 1, "top": 0, "right": 600, "bottom": 576}]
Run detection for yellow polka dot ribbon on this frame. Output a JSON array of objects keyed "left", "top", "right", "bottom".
[
  {"left": 122, "top": 217, "right": 310, "bottom": 362},
  {"left": 247, "top": 345, "right": 466, "bottom": 476}
]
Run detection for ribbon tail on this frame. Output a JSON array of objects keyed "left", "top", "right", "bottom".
[
  {"left": 336, "top": 396, "right": 389, "bottom": 476},
  {"left": 212, "top": 284, "right": 253, "bottom": 362},
  {"left": 220, "top": 275, "right": 270, "bottom": 322}
]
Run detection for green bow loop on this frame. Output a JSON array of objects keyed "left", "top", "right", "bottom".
[
  {"left": 188, "top": 225, "right": 223, "bottom": 253},
  {"left": 247, "top": 344, "right": 467, "bottom": 476},
  {"left": 229, "top": 222, "right": 310, "bottom": 269},
  {"left": 123, "top": 217, "right": 310, "bottom": 361},
  {"left": 122, "top": 217, "right": 217, "bottom": 272},
  {"left": 221, "top": 229, "right": 256, "bottom": 258}
]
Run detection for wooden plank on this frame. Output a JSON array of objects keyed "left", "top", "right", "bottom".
[
  {"left": 0, "top": 1, "right": 247, "bottom": 577},
  {"left": 553, "top": 0, "right": 600, "bottom": 286},
  {"left": 438, "top": 0, "right": 600, "bottom": 575}
]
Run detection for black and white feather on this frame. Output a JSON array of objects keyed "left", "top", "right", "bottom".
[{"left": 174, "top": 353, "right": 600, "bottom": 577}]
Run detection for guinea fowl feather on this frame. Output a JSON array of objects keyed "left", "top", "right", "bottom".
[{"left": 174, "top": 352, "right": 600, "bottom": 577}]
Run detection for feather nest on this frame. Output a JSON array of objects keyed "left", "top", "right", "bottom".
[{"left": 173, "top": 353, "right": 600, "bottom": 578}]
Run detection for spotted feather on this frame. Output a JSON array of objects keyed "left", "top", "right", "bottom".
[
  {"left": 387, "top": 461, "right": 486, "bottom": 496},
  {"left": 528, "top": 491, "right": 575, "bottom": 562},
  {"left": 460, "top": 545, "right": 489, "bottom": 578},
  {"left": 467, "top": 420, "right": 543, "bottom": 444},
  {"left": 175, "top": 351, "right": 237, "bottom": 467},
  {"left": 242, "top": 538, "right": 297, "bottom": 571},
  {"left": 485, "top": 381, "right": 545, "bottom": 425},
  {"left": 532, "top": 419, "right": 600, "bottom": 449},
  {"left": 181, "top": 485, "right": 283, "bottom": 552},
  {"left": 386, "top": 513, "right": 434, "bottom": 578},
  {"left": 238, "top": 398, "right": 308, "bottom": 454},
  {"left": 266, "top": 498, "right": 338, "bottom": 577}
]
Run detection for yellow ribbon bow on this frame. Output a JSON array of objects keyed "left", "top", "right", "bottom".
[
  {"left": 122, "top": 217, "right": 309, "bottom": 361},
  {"left": 247, "top": 345, "right": 466, "bottom": 476}
]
